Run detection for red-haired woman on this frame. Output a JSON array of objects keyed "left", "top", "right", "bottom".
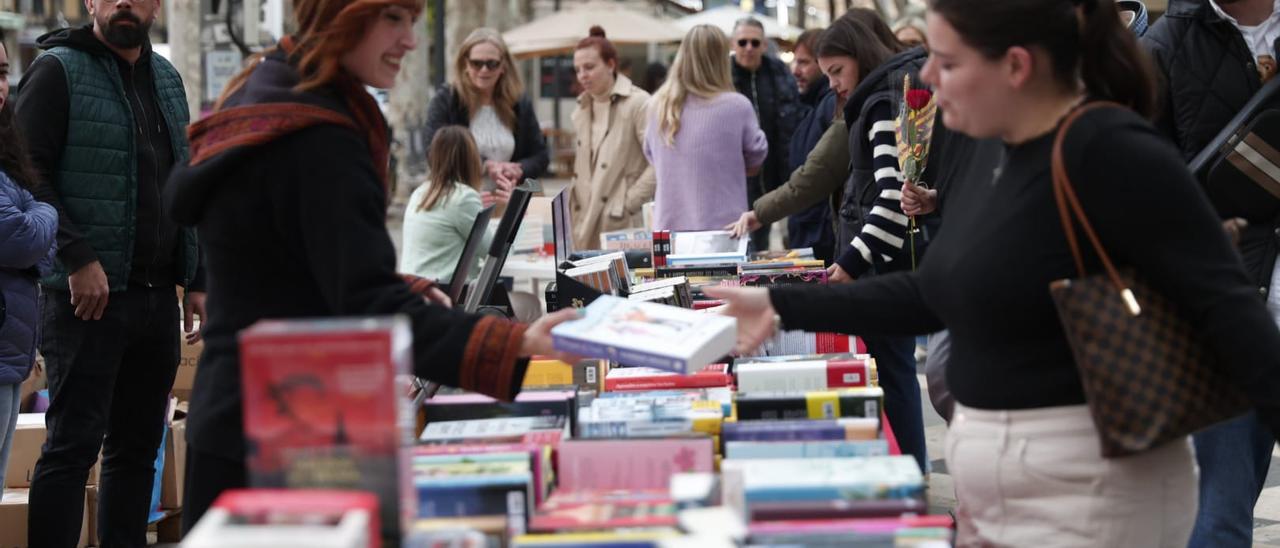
[
  {"left": 568, "top": 26, "right": 654, "bottom": 249},
  {"left": 163, "top": 0, "right": 577, "bottom": 531}
]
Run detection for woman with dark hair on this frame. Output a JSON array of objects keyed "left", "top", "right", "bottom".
[
  {"left": 710, "top": 0, "right": 1280, "bottom": 544},
  {"left": 0, "top": 40, "right": 58, "bottom": 491},
  {"left": 568, "top": 26, "right": 654, "bottom": 249},
  {"left": 426, "top": 28, "right": 549, "bottom": 190},
  {"left": 163, "top": 0, "right": 578, "bottom": 531}
]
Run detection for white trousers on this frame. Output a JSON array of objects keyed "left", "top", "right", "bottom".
[{"left": 947, "top": 403, "right": 1198, "bottom": 547}]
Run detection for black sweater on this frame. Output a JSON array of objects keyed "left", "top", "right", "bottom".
[
  {"left": 165, "top": 54, "right": 530, "bottom": 461},
  {"left": 771, "top": 106, "right": 1280, "bottom": 437}
]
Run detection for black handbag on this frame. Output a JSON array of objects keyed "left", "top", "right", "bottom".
[{"left": 1191, "top": 75, "right": 1280, "bottom": 222}]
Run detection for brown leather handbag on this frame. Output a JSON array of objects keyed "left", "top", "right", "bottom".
[{"left": 1048, "top": 103, "right": 1250, "bottom": 458}]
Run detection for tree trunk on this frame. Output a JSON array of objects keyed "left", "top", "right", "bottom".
[
  {"left": 387, "top": 15, "right": 432, "bottom": 194},
  {"left": 165, "top": 0, "right": 203, "bottom": 120},
  {"left": 446, "top": 0, "right": 486, "bottom": 73}
]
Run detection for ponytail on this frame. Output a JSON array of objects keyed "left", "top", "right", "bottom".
[
  {"left": 929, "top": 0, "right": 1157, "bottom": 119},
  {"left": 1076, "top": 0, "right": 1156, "bottom": 118}
]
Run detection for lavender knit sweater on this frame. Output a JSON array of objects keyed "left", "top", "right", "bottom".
[{"left": 644, "top": 93, "right": 768, "bottom": 231}]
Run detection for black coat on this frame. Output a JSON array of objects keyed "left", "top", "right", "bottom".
[
  {"left": 1144, "top": 0, "right": 1280, "bottom": 291},
  {"left": 732, "top": 55, "right": 802, "bottom": 192},
  {"left": 164, "top": 54, "right": 530, "bottom": 461},
  {"left": 425, "top": 84, "right": 550, "bottom": 181}
]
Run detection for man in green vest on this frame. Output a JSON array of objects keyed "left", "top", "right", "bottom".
[{"left": 14, "top": 0, "right": 202, "bottom": 544}]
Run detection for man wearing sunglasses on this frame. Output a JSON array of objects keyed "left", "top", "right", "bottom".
[{"left": 731, "top": 17, "right": 801, "bottom": 252}]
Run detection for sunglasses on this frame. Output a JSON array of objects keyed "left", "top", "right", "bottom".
[
  {"left": 468, "top": 59, "right": 502, "bottom": 71},
  {"left": 737, "top": 39, "right": 762, "bottom": 49}
]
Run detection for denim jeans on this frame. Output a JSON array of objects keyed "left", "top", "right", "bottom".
[
  {"left": 30, "top": 286, "right": 179, "bottom": 548},
  {"left": 0, "top": 382, "right": 19, "bottom": 492},
  {"left": 1188, "top": 412, "right": 1274, "bottom": 548},
  {"left": 864, "top": 334, "right": 928, "bottom": 473}
]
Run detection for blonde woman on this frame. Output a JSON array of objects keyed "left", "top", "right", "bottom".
[
  {"left": 569, "top": 26, "right": 654, "bottom": 249},
  {"left": 426, "top": 28, "right": 549, "bottom": 189},
  {"left": 643, "top": 24, "right": 767, "bottom": 233}
]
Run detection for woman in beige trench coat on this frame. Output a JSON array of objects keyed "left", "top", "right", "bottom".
[{"left": 568, "top": 26, "right": 655, "bottom": 250}]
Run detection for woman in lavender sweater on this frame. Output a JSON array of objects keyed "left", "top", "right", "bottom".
[{"left": 644, "top": 24, "right": 768, "bottom": 232}]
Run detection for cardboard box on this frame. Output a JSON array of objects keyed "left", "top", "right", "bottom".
[
  {"left": 0, "top": 488, "right": 89, "bottom": 547},
  {"left": 5, "top": 414, "right": 45, "bottom": 489},
  {"left": 18, "top": 355, "right": 44, "bottom": 413},
  {"left": 173, "top": 322, "right": 203, "bottom": 401},
  {"left": 4, "top": 414, "right": 100, "bottom": 489},
  {"left": 161, "top": 419, "right": 187, "bottom": 509}
]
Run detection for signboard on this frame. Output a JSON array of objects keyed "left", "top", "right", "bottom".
[{"left": 204, "top": 50, "right": 242, "bottom": 103}]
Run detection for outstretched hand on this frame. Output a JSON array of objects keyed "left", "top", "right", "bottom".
[
  {"left": 520, "top": 308, "right": 583, "bottom": 362},
  {"left": 701, "top": 286, "right": 778, "bottom": 356},
  {"left": 725, "top": 211, "right": 763, "bottom": 239}
]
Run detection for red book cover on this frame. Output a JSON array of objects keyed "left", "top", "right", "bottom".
[
  {"left": 239, "top": 317, "right": 414, "bottom": 541},
  {"left": 814, "top": 333, "right": 867, "bottom": 354},
  {"left": 825, "top": 360, "right": 871, "bottom": 389},
  {"left": 604, "top": 364, "right": 732, "bottom": 391}
]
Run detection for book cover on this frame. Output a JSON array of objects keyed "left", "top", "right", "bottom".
[
  {"left": 570, "top": 252, "right": 631, "bottom": 294},
  {"left": 734, "top": 355, "right": 873, "bottom": 392},
  {"left": 721, "top": 418, "right": 879, "bottom": 442},
  {"left": 734, "top": 388, "right": 884, "bottom": 421},
  {"left": 238, "top": 317, "right": 414, "bottom": 540},
  {"left": 665, "top": 230, "right": 749, "bottom": 266},
  {"left": 725, "top": 456, "right": 924, "bottom": 504},
  {"left": 604, "top": 364, "right": 731, "bottom": 391},
  {"left": 513, "top": 530, "right": 679, "bottom": 546},
  {"left": 551, "top": 296, "right": 735, "bottom": 373},
  {"left": 601, "top": 229, "right": 652, "bottom": 251},
  {"left": 724, "top": 439, "right": 890, "bottom": 459},
  {"left": 556, "top": 438, "right": 715, "bottom": 492}
]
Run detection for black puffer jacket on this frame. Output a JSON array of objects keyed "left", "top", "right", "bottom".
[
  {"left": 1143, "top": 0, "right": 1280, "bottom": 292},
  {"left": 732, "top": 55, "right": 802, "bottom": 192}
]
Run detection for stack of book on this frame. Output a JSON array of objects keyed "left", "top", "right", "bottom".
[
  {"left": 627, "top": 276, "right": 694, "bottom": 308},
  {"left": 563, "top": 252, "right": 631, "bottom": 295}
]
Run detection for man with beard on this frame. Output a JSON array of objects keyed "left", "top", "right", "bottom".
[
  {"left": 13, "top": 0, "right": 200, "bottom": 544},
  {"left": 1144, "top": 0, "right": 1280, "bottom": 545},
  {"left": 730, "top": 17, "right": 801, "bottom": 251},
  {"left": 783, "top": 27, "right": 836, "bottom": 261}
]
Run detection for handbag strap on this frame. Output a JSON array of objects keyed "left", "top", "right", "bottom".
[{"left": 1050, "top": 101, "right": 1143, "bottom": 316}]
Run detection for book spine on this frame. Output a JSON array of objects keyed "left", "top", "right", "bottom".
[
  {"left": 417, "top": 484, "right": 528, "bottom": 518},
  {"left": 746, "top": 499, "right": 927, "bottom": 521},
  {"left": 553, "top": 336, "right": 688, "bottom": 373},
  {"left": 578, "top": 420, "right": 695, "bottom": 438},
  {"left": 724, "top": 439, "right": 890, "bottom": 459},
  {"left": 656, "top": 265, "right": 740, "bottom": 279},
  {"left": 743, "top": 484, "right": 925, "bottom": 504},
  {"left": 605, "top": 373, "right": 731, "bottom": 391},
  {"left": 722, "top": 426, "right": 849, "bottom": 442}
]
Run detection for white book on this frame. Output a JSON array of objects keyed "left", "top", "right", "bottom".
[
  {"left": 666, "top": 230, "right": 749, "bottom": 266},
  {"left": 551, "top": 295, "right": 736, "bottom": 374}
]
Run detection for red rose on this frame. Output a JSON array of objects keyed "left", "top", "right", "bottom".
[{"left": 906, "top": 88, "right": 933, "bottom": 110}]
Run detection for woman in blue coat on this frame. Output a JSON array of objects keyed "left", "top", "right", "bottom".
[{"left": 0, "top": 42, "right": 59, "bottom": 489}]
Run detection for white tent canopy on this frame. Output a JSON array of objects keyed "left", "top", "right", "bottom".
[
  {"left": 675, "top": 5, "right": 804, "bottom": 42},
  {"left": 503, "top": 2, "right": 686, "bottom": 59}
]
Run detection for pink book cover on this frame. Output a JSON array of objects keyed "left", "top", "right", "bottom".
[{"left": 556, "top": 438, "right": 714, "bottom": 492}]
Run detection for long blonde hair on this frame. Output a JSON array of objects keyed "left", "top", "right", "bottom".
[
  {"left": 650, "top": 24, "right": 734, "bottom": 146},
  {"left": 453, "top": 28, "right": 524, "bottom": 130}
]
